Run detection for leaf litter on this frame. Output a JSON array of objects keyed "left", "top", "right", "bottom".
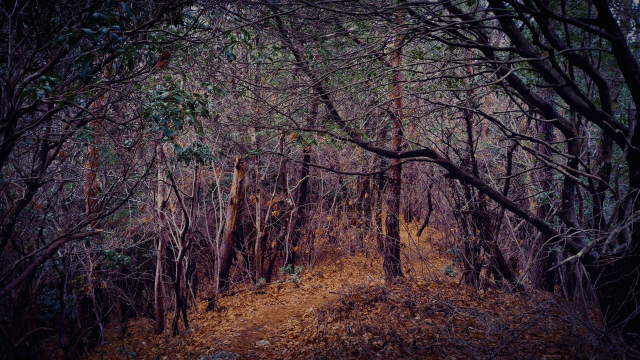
[{"left": 89, "top": 224, "right": 617, "bottom": 359}]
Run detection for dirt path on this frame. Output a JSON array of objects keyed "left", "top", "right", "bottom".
[
  {"left": 92, "top": 254, "right": 386, "bottom": 359},
  {"left": 202, "top": 255, "right": 382, "bottom": 357}
]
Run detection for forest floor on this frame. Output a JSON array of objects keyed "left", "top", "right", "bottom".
[{"left": 89, "top": 223, "right": 618, "bottom": 359}]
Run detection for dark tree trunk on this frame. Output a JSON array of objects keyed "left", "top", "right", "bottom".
[
  {"left": 535, "top": 120, "right": 557, "bottom": 292},
  {"left": 287, "top": 147, "right": 310, "bottom": 267},
  {"left": 417, "top": 183, "right": 434, "bottom": 238},
  {"left": 590, "top": 132, "right": 613, "bottom": 233},
  {"left": 383, "top": 17, "right": 404, "bottom": 280},
  {"left": 597, "top": 114, "right": 640, "bottom": 335},
  {"left": 384, "top": 162, "right": 403, "bottom": 279},
  {"left": 287, "top": 99, "right": 317, "bottom": 267}
]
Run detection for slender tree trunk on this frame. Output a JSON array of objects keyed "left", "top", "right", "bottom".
[
  {"left": 266, "top": 140, "right": 291, "bottom": 281},
  {"left": 153, "top": 144, "right": 168, "bottom": 335},
  {"left": 85, "top": 140, "right": 99, "bottom": 219},
  {"left": 590, "top": 131, "right": 613, "bottom": 234},
  {"left": 373, "top": 154, "right": 387, "bottom": 254},
  {"left": 363, "top": 148, "right": 378, "bottom": 255},
  {"left": 460, "top": 96, "right": 483, "bottom": 287},
  {"left": 170, "top": 245, "right": 189, "bottom": 336},
  {"left": 417, "top": 183, "right": 434, "bottom": 238},
  {"left": 81, "top": 65, "right": 108, "bottom": 345},
  {"left": 287, "top": 99, "right": 317, "bottom": 267},
  {"left": 217, "top": 155, "right": 246, "bottom": 293},
  {"left": 169, "top": 164, "right": 197, "bottom": 336},
  {"left": 287, "top": 146, "right": 310, "bottom": 267},
  {"left": 253, "top": 155, "right": 266, "bottom": 281},
  {"left": 84, "top": 64, "right": 109, "bottom": 226},
  {"left": 532, "top": 120, "right": 556, "bottom": 291}
]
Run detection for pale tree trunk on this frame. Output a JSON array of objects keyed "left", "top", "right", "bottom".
[
  {"left": 217, "top": 155, "right": 246, "bottom": 293},
  {"left": 253, "top": 153, "right": 266, "bottom": 280},
  {"left": 154, "top": 143, "right": 168, "bottom": 335},
  {"left": 251, "top": 126, "right": 267, "bottom": 281},
  {"left": 250, "top": 40, "right": 266, "bottom": 281},
  {"left": 167, "top": 162, "right": 197, "bottom": 336}
]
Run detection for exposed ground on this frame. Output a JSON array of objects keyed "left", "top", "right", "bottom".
[{"left": 87, "top": 224, "right": 619, "bottom": 359}]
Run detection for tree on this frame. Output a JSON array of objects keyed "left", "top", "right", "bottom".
[
  {"left": 0, "top": 0, "right": 196, "bottom": 356},
  {"left": 383, "top": 6, "right": 406, "bottom": 279},
  {"left": 217, "top": 155, "right": 246, "bottom": 293}
]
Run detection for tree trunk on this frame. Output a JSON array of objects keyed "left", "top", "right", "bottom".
[
  {"left": 253, "top": 156, "right": 266, "bottom": 281},
  {"left": 383, "top": 16, "right": 404, "bottom": 280},
  {"left": 534, "top": 120, "right": 557, "bottom": 292},
  {"left": 169, "top": 164, "right": 198, "bottom": 336},
  {"left": 84, "top": 139, "right": 99, "bottom": 219},
  {"left": 287, "top": 147, "right": 311, "bottom": 267},
  {"left": 460, "top": 92, "right": 484, "bottom": 288},
  {"left": 416, "top": 183, "right": 434, "bottom": 238},
  {"left": 84, "top": 63, "right": 109, "bottom": 226},
  {"left": 217, "top": 155, "right": 246, "bottom": 293},
  {"left": 153, "top": 144, "right": 168, "bottom": 335},
  {"left": 598, "top": 113, "right": 640, "bottom": 335},
  {"left": 287, "top": 99, "right": 317, "bottom": 267},
  {"left": 170, "top": 245, "right": 190, "bottom": 336},
  {"left": 373, "top": 155, "right": 387, "bottom": 254}
]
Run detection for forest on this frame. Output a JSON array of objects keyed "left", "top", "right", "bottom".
[{"left": 1, "top": 0, "right": 640, "bottom": 358}]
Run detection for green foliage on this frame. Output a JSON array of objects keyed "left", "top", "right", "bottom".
[
  {"left": 279, "top": 264, "right": 304, "bottom": 285},
  {"left": 30, "top": 74, "right": 62, "bottom": 99},
  {"left": 444, "top": 247, "right": 461, "bottom": 277},
  {"left": 176, "top": 141, "right": 215, "bottom": 166},
  {"left": 117, "top": 347, "right": 137, "bottom": 359},
  {"left": 73, "top": 2, "right": 150, "bottom": 83},
  {"left": 94, "top": 245, "right": 131, "bottom": 269},
  {"left": 221, "top": 28, "right": 253, "bottom": 62},
  {"left": 444, "top": 247, "right": 459, "bottom": 256},
  {"left": 35, "top": 288, "right": 61, "bottom": 323},
  {"left": 444, "top": 264, "right": 456, "bottom": 277},
  {"left": 143, "top": 85, "right": 215, "bottom": 145}
]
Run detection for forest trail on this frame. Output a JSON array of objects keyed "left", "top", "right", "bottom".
[
  {"left": 94, "top": 252, "right": 389, "bottom": 359},
  {"left": 91, "top": 224, "right": 604, "bottom": 359}
]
